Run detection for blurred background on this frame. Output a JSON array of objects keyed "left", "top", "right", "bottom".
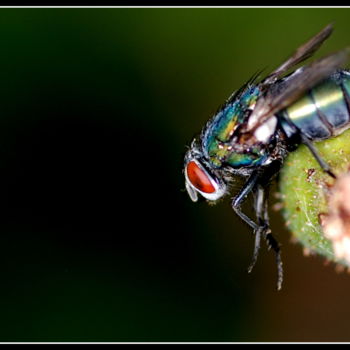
[{"left": 0, "top": 7, "right": 349, "bottom": 342}]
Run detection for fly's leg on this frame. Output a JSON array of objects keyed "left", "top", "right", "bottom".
[
  {"left": 231, "top": 171, "right": 260, "bottom": 231},
  {"left": 300, "top": 134, "right": 336, "bottom": 179},
  {"left": 231, "top": 172, "right": 284, "bottom": 290},
  {"left": 247, "top": 225, "right": 262, "bottom": 273},
  {"left": 282, "top": 114, "right": 336, "bottom": 179},
  {"left": 259, "top": 185, "right": 283, "bottom": 291},
  {"left": 265, "top": 230, "right": 283, "bottom": 291},
  {"left": 247, "top": 185, "right": 265, "bottom": 274},
  {"left": 252, "top": 185, "right": 283, "bottom": 291}
]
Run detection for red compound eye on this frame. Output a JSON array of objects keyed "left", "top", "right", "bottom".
[{"left": 186, "top": 161, "right": 216, "bottom": 194}]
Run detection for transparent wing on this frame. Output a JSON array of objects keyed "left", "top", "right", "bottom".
[
  {"left": 262, "top": 23, "right": 334, "bottom": 86},
  {"left": 245, "top": 47, "right": 350, "bottom": 134}
]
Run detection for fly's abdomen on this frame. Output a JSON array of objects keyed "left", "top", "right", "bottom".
[{"left": 281, "top": 70, "right": 350, "bottom": 141}]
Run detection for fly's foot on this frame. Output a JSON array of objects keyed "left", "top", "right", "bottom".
[
  {"left": 247, "top": 224, "right": 268, "bottom": 274},
  {"left": 265, "top": 231, "right": 283, "bottom": 291}
]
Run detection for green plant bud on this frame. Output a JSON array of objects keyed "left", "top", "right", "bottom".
[{"left": 279, "top": 128, "right": 350, "bottom": 267}]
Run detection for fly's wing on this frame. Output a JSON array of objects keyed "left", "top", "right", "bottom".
[
  {"left": 262, "top": 23, "right": 334, "bottom": 86},
  {"left": 245, "top": 47, "right": 350, "bottom": 134}
]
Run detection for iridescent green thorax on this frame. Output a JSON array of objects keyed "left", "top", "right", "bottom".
[{"left": 201, "top": 85, "right": 264, "bottom": 168}]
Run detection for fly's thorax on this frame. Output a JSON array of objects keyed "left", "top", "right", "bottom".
[
  {"left": 201, "top": 87, "right": 259, "bottom": 151},
  {"left": 201, "top": 85, "right": 265, "bottom": 168},
  {"left": 206, "top": 139, "right": 270, "bottom": 169},
  {"left": 203, "top": 113, "right": 278, "bottom": 169}
]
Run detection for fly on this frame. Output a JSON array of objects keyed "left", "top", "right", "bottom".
[{"left": 183, "top": 24, "right": 350, "bottom": 290}]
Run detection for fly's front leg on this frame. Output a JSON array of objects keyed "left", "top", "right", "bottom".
[
  {"left": 231, "top": 172, "right": 265, "bottom": 271},
  {"left": 247, "top": 185, "right": 268, "bottom": 274},
  {"left": 232, "top": 171, "right": 284, "bottom": 290},
  {"left": 231, "top": 171, "right": 260, "bottom": 231},
  {"left": 254, "top": 185, "right": 283, "bottom": 291}
]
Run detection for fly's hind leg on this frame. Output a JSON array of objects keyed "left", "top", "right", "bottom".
[
  {"left": 300, "top": 134, "right": 336, "bottom": 179},
  {"left": 282, "top": 114, "right": 336, "bottom": 179}
]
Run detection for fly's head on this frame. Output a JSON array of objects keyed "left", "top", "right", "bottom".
[{"left": 184, "top": 139, "right": 227, "bottom": 203}]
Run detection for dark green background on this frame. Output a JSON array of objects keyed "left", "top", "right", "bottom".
[{"left": 0, "top": 8, "right": 350, "bottom": 342}]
